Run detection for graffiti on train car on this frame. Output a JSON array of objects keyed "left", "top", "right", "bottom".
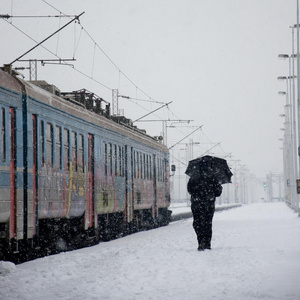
[{"left": 38, "top": 163, "right": 85, "bottom": 219}]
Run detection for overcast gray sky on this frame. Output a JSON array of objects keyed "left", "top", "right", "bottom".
[{"left": 0, "top": 0, "right": 297, "bottom": 178}]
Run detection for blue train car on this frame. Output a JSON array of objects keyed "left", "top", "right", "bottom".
[
  {"left": 0, "top": 67, "right": 171, "bottom": 262},
  {"left": 0, "top": 71, "right": 25, "bottom": 255}
]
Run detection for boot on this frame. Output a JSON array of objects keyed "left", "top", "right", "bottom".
[{"left": 197, "top": 241, "right": 205, "bottom": 251}]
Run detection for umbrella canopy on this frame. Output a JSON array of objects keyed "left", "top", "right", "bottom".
[{"left": 185, "top": 155, "right": 233, "bottom": 184}]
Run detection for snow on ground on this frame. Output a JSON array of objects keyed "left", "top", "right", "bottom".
[{"left": 1, "top": 202, "right": 300, "bottom": 300}]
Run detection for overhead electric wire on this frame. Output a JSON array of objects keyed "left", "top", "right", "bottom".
[
  {"left": 8, "top": 2, "right": 235, "bottom": 164},
  {"left": 41, "top": 0, "right": 167, "bottom": 106},
  {"left": 0, "top": 14, "right": 76, "bottom": 18},
  {"left": 9, "top": 12, "right": 84, "bottom": 65},
  {"left": 118, "top": 94, "right": 166, "bottom": 105},
  {"left": 169, "top": 125, "right": 203, "bottom": 150},
  {"left": 4, "top": 0, "right": 245, "bottom": 172},
  {"left": 4, "top": 18, "right": 61, "bottom": 60},
  {"left": 2, "top": 17, "right": 113, "bottom": 91}
]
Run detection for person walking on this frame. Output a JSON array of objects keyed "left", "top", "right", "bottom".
[{"left": 187, "top": 174, "right": 223, "bottom": 251}]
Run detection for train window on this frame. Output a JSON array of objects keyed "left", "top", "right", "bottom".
[
  {"left": 136, "top": 191, "right": 141, "bottom": 204},
  {"left": 145, "top": 155, "right": 148, "bottom": 180},
  {"left": 103, "top": 191, "right": 108, "bottom": 207},
  {"left": 103, "top": 142, "right": 107, "bottom": 176},
  {"left": 140, "top": 153, "right": 143, "bottom": 179},
  {"left": 152, "top": 156, "right": 154, "bottom": 180},
  {"left": 148, "top": 155, "right": 150, "bottom": 180},
  {"left": 108, "top": 143, "right": 112, "bottom": 175},
  {"left": 139, "top": 152, "right": 141, "bottom": 179},
  {"left": 134, "top": 151, "right": 137, "bottom": 178},
  {"left": 157, "top": 159, "right": 159, "bottom": 181},
  {"left": 162, "top": 158, "right": 164, "bottom": 182},
  {"left": 122, "top": 147, "right": 125, "bottom": 177},
  {"left": 162, "top": 159, "right": 164, "bottom": 182},
  {"left": 40, "top": 121, "right": 45, "bottom": 165},
  {"left": 145, "top": 154, "right": 149, "bottom": 180},
  {"left": 132, "top": 151, "right": 135, "bottom": 178},
  {"left": 9, "top": 108, "right": 15, "bottom": 165},
  {"left": 55, "top": 126, "right": 62, "bottom": 169},
  {"left": 149, "top": 155, "right": 151, "bottom": 180},
  {"left": 71, "top": 131, "right": 77, "bottom": 171},
  {"left": 144, "top": 154, "right": 146, "bottom": 179},
  {"left": 151, "top": 156, "right": 153, "bottom": 180},
  {"left": 143, "top": 154, "right": 146, "bottom": 179},
  {"left": 161, "top": 159, "right": 163, "bottom": 182},
  {"left": 152, "top": 156, "right": 154, "bottom": 181},
  {"left": 138, "top": 153, "right": 140, "bottom": 179},
  {"left": 114, "top": 144, "right": 117, "bottom": 176},
  {"left": 157, "top": 158, "right": 161, "bottom": 182},
  {"left": 32, "top": 115, "right": 37, "bottom": 172},
  {"left": 46, "top": 123, "right": 53, "bottom": 167},
  {"left": 118, "top": 145, "right": 121, "bottom": 177},
  {"left": 148, "top": 155, "right": 151, "bottom": 180},
  {"left": 64, "top": 128, "right": 70, "bottom": 171},
  {"left": 137, "top": 152, "right": 140, "bottom": 179},
  {"left": 162, "top": 159, "right": 164, "bottom": 181},
  {"left": 1, "top": 108, "right": 6, "bottom": 162},
  {"left": 88, "top": 135, "right": 93, "bottom": 173},
  {"left": 78, "top": 134, "right": 84, "bottom": 173}
]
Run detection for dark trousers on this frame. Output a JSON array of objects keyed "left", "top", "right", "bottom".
[{"left": 191, "top": 198, "right": 215, "bottom": 248}]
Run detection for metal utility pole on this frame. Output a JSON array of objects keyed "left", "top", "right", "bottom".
[
  {"left": 112, "top": 89, "right": 119, "bottom": 116},
  {"left": 297, "top": 0, "right": 300, "bottom": 212},
  {"left": 29, "top": 60, "right": 37, "bottom": 80}
]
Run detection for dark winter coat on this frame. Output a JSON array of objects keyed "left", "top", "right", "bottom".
[{"left": 187, "top": 176, "right": 222, "bottom": 202}]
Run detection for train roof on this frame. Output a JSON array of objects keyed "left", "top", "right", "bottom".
[{"left": 0, "top": 68, "right": 168, "bottom": 153}]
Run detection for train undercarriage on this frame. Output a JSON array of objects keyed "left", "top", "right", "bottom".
[{"left": 0, "top": 208, "right": 171, "bottom": 264}]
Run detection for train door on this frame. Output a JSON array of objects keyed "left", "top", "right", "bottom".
[
  {"left": 152, "top": 154, "right": 158, "bottom": 219},
  {"left": 32, "top": 115, "right": 38, "bottom": 239},
  {"left": 125, "top": 146, "right": 133, "bottom": 223},
  {"left": 86, "top": 134, "right": 95, "bottom": 231},
  {"left": 9, "top": 108, "right": 16, "bottom": 239}
]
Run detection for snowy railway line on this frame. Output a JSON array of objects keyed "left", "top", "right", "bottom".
[{"left": 1, "top": 202, "right": 300, "bottom": 300}]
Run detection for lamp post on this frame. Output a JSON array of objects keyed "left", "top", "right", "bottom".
[
  {"left": 296, "top": 0, "right": 300, "bottom": 212},
  {"left": 278, "top": 75, "right": 297, "bottom": 209},
  {"left": 278, "top": 56, "right": 298, "bottom": 188}
]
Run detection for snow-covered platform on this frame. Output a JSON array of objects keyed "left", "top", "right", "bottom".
[
  {"left": 1, "top": 202, "right": 300, "bottom": 300},
  {"left": 170, "top": 202, "right": 241, "bottom": 221}
]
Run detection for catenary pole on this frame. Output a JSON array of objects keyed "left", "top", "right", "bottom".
[{"left": 297, "top": 0, "right": 300, "bottom": 212}]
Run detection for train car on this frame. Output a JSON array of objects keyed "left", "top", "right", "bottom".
[{"left": 0, "top": 67, "right": 172, "bottom": 263}]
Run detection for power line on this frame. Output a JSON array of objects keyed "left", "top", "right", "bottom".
[
  {"left": 4, "top": 1, "right": 240, "bottom": 169},
  {"left": 2, "top": 17, "right": 112, "bottom": 91},
  {"left": 118, "top": 94, "right": 166, "bottom": 104},
  {"left": 10, "top": 12, "right": 84, "bottom": 65},
  {"left": 41, "top": 0, "right": 164, "bottom": 106},
  {"left": 133, "top": 102, "right": 172, "bottom": 123},
  {"left": 169, "top": 125, "right": 203, "bottom": 150},
  {"left": 0, "top": 14, "right": 76, "bottom": 18}
]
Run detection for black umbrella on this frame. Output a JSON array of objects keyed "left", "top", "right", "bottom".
[{"left": 185, "top": 155, "right": 233, "bottom": 184}]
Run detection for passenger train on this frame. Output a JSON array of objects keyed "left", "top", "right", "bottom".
[{"left": 0, "top": 66, "right": 172, "bottom": 263}]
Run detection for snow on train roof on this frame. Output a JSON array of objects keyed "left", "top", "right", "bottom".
[{"left": 0, "top": 68, "right": 23, "bottom": 94}]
